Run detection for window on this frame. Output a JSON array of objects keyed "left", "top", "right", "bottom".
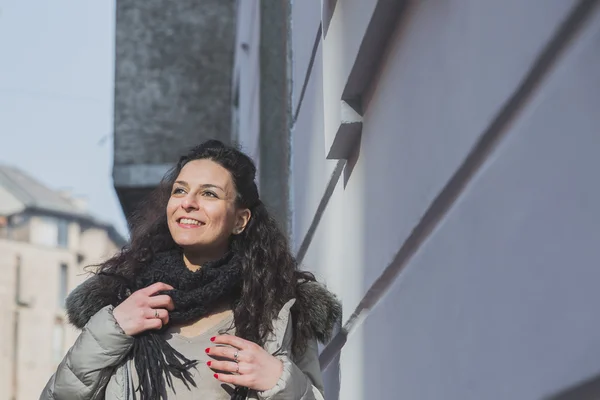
[
  {"left": 7, "top": 214, "right": 30, "bottom": 242},
  {"left": 57, "top": 219, "right": 69, "bottom": 248},
  {"left": 58, "top": 263, "right": 68, "bottom": 308},
  {"left": 53, "top": 321, "right": 65, "bottom": 364},
  {"left": 30, "top": 216, "right": 70, "bottom": 248},
  {"left": 0, "top": 216, "right": 7, "bottom": 239},
  {"left": 15, "top": 255, "right": 23, "bottom": 305},
  {"left": 31, "top": 216, "right": 58, "bottom": 247}
]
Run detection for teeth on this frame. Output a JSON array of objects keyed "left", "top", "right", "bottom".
[{"left": 180, "top": 218, "right": 200, "bottom": 225}]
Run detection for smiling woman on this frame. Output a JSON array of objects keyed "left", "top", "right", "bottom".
[
  {"left": 40, "top": 140, "right": 341, "bottom": 400},
  {"left": 166, "top": 159, "right": 252, "bottom": 267}
]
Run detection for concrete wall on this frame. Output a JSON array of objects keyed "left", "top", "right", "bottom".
[
  {"left": 114, "top": 0, "right": 235, "bottom": 165},
  {"left": 113, "top": 0, "right": 236, "bottom": 217},
  {"left": 236, "top": 0, "right": 600, "bottom": 398}
]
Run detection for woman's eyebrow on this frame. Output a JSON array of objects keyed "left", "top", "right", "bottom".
[
  {"left": 199, "top": 183, "right": 226, "bottom": 192},
  {"left": 174, "top": 181, "right": 226, "bottom": 192}
]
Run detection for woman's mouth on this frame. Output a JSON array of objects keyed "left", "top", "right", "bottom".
[{"left": 177, "top": 217, "right": 205, "bottom": 228}]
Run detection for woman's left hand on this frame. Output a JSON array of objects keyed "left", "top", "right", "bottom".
[{"left": 206, "top": 335, "right": 283, "bottom": 392}]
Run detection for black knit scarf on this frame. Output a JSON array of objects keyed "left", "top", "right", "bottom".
[{"left": 105, "top": 249, "right": 247, "bottom": 400}]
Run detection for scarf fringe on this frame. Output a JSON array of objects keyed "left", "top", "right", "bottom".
[
  {"left": 133, "top": 334, "right": 198, "bottom": 399},
  {"left": 127, "top": 250, "right": 243, "bottom": 400}
]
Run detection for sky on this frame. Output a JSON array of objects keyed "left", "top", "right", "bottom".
[{"left": 0, "top": 0, "right": 128, "bottom": 236}]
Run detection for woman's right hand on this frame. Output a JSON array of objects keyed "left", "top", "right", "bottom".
[{"left": 112, "top": 282, "right": 175, "bottom": 336}]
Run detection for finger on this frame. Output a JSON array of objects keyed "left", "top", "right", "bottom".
[
  {"left": 148, "top": 295, "right": 174, "bottom": 311},
  {"left": 213, "top": 372, "right": 247, "bottom": 387},
  {"left": 143, "top": 318, "right": 163, "bottom": 331},
  {"left": 147, "top": 308, "right": 169, "bottom": 326},
  {"left": 206, "top": 346, "right": 249, "bottom": 362},
  {"left": 207, "top": 360, "right": 244, "bottom": 374},
  {"left": 141, "top": 282, "right": 174, "bottom": 296},
  {"left": 159, "top": 310, "right": 169, "bottom": 326},
  {"left": 210, "top": 335, "right": 256, "bottom": 350}
]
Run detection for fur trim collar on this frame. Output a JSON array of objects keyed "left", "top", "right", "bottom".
[{"left": 66, "top": 274, "right": 342, "bottom": 343}]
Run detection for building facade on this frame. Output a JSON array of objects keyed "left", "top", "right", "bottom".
[
  {"left": 234, "top": 1, "right": 600, "bottom": 399},
  {"left": 0, "top": 166, "right": 124, "bottom": 400}
]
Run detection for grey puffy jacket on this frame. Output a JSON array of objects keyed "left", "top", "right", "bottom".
[{"left": 40, "top": 280, "right": 341, "bottom": 400}]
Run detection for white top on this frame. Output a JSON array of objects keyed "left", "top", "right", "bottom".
[{"left": 132, "top": 314, "right": 237, "bottom": 399}]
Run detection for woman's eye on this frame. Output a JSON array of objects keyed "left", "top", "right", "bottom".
[
  {"left": 172, "top": 187, "right": 186, "bottom": 195},
  {"left": 202, "top": 191, "right": 217, "bottom": 198}
]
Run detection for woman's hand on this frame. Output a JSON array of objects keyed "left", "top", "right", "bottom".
[
  {"left": 112, "top": 282, "right": 175, "bottom": 336},
  {"left": 206, "top": 335, "right": 283, "bottom": 392}
]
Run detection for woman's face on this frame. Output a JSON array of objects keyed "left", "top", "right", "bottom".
[{"left": 166, "top": 159, "right": 250, "bottom": 257}]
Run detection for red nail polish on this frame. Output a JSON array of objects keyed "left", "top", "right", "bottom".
[
  {"left": 205, "top": 347, "right": 210, "bottom": 353},
  {"left": 207, "top": 361, "right": 212, "bottom": 367},
  {"left": 210, "top": 336, "right": 215, "bottom": 342},
  {"left": 214, "top": 373, "right": 219, "bottom": 379}
]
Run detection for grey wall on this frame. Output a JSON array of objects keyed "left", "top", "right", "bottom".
[
  {"left": 114, "top": 0, "right": 235, "bottom": 165},
  {"left": 284, "top": 1, "right": 600, "bottom": 399},
  {"left": 231, "top": 0, "right": 600, "bottom": 398},
  {"left": 365, "top": 26, "right": 600, "bottom": 396}
]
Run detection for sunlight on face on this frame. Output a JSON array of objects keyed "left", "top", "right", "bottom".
[{"left": 166, "top": 159, "right": 247, "bottom": 258}]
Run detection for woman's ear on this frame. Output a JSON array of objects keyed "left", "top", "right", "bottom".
[{"left": 233, "top": 208, "right": 251, "bottom": 234}]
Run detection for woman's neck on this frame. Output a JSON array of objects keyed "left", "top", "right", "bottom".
[{"left": 182, "top": 248, "right": 227, "bottom": 271}]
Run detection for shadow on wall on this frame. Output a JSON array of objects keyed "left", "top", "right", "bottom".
[{"left": 544, "top": 372, "right": 600, "bottom": 400}]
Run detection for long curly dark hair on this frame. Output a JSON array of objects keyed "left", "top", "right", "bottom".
[{"left": 97, "top": 139, "right": 315, "bottom": 353}]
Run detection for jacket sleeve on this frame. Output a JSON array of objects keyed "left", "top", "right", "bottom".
[
  {"left": 257, "top": 337, "right": 325, "bottom": 400},
  {"left": 40, "top": 305, "right": 134, "bottom": 400}
]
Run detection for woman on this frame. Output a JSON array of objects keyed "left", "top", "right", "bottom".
[{"left": 41, "top": 140, "right": 341, "bottom": 400}]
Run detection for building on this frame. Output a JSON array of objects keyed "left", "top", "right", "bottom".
[
  {"left": 233, "top": 1, "right": 600, "bottom": 399},
  {"left": 0, "top": 165, "right": 125, "bottom": 400},
  {"left": 112, "top": 0, "right": 237, "bottom": 218},
  {"left": 110, "top": 0, "right": 600, "bottom": 398}
]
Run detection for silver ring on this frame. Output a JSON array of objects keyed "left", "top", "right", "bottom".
[
  {"left": 154, "top": 309, "right": 159, "bottom": 319},
  {"left": 235, "top": 363, "right": 240, "bottom": 373},
  {"left": 233, "top": 350, "right": 239, "bottom": 363}
]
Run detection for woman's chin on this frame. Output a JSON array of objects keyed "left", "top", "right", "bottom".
[
  {"left": 176, "top": 240, "right": 202, "bottom": 249},
  {"left": 173, "top": 236, "right": 204, "bottom": 249}
]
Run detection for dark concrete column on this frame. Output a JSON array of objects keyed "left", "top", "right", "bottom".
[{"left": 258, "top": 0, "right": 292, "bottom": 235}]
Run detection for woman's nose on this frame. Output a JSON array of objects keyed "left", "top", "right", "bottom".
[{"left": 181, "top": 195, "right": 199, "bottom": 211}]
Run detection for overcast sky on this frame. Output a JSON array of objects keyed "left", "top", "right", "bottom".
[{"left": 0, "top": 0, "right": 128, "bottom": 236}]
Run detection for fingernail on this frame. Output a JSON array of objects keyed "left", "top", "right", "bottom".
[
  {"left": 210, "top": 336, "right": 215, "bottom": 342},
  {"left": 205, "top": 348, "right": 210, "bottom": 353},
  {"left": 207, "top": 361, "right": 212, "bottom": 367},
  {"left": 214, "top": 373, "right": 219, "bottom": 379}
]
